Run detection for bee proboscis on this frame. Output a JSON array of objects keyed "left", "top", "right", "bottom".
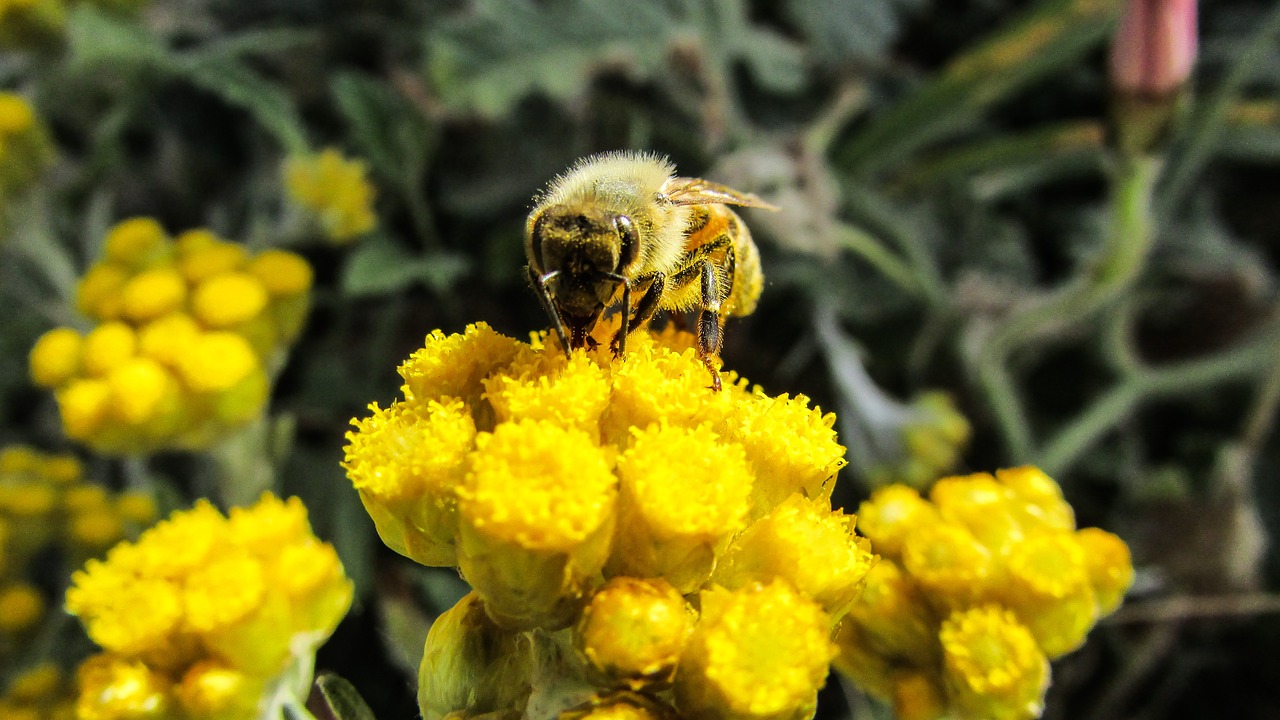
[{"left": 525, "top": 151, "right": 774, "bottom": 390}]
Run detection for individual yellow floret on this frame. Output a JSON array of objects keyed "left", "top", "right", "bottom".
[
  {"left": 105, "top": 357, "right": 178, "bottom": 428},
  {"left": 998, "top": 530, "right": 1096, "bottom": 658},
  {"left": 929, "top": 473, "right": 1027, "bottom": 555},
  {"left": 674, "top": 580, "right": 835, "bottom": 720},
  {"left": 75, "top": 264, "right": 131, "bottom": 321},
  {"left": 29, "top": 327, "right": 83, "bottom": 388},
  {"left": 484, "top": 351, "right": 612, "bottom": 435},
  {"left": 344, "top": 398, "right": 475, "bottom": 566},
  {"left": 178, "top": 240, "right": 248, "bottom": 285},
  {"left": 576, "top": 577, "right": 692, "bottom": 688},
  {"left": 901, "top": 521, "right": 996, "bottom": 612},
  {"left": 80, "top": 322, "right": 136, "bottom": 378},
  {"left": 857, "top": 484, "right": 942, "bottom": 560},
  {"left": 456, "top": 419, "right": 616, "bottom": 629},
  {"left": 398, "top": 322, "right": 522, "bottom": 404},
  {"left": 0, "top": 582, "right": 45, "bottom": 633},
  {"left": 938, "top": 605, "right": 1048, "bottom": 720},
  {"left": 177, "top": 331, "right": 260, "bottom": 393},
  {"left": 283, "top": 148, "right": 377, "bottom": 243},
  {"left": 102, "top": 217, "right": 168, "bottom": 268},
  {"left": 120, "top": 267, "right": 187, "bottom": 323},
  {"left": 247, "top": 249, "right": 313, "bottom": 297},
  {"left": 191, "top": 272, "right": 269, "bottom": 328},
  {"left": 137, "top": 313, "right": 201, "bottom": 370},
  {"left": 56, "top": 378, "right": 112, "bottom": 441},
  {"left": 609, "top": 422, "right": 752, "bottom": 591},
  {"left": 1075, "top": 527, "right": 1134, "bottom": 616},
  {"left": 710, "top": 493, "right": 875, "bottom": 618},
  {"left": 75, "top": 655, "right": 173, "bottom": 720}
]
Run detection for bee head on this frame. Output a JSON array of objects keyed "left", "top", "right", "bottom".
[{"left": 528, "top": 204, "right": 640, "bottom": 278}]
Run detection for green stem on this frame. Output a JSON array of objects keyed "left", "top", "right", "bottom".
[
  {"left": 833, "top": 222, "right": 924, "bottom": 298},
  {"left": 1039, "top": 319, "right": 1280, "bottom": 474},
  {"left": 973, "top": 154, "right": 1160, "bottom": 461}
]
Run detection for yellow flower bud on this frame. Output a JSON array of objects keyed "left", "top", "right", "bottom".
[
  {"left": 0, "top": 93, "right": 34, "bottom": 133},
  {"left": 63, "top": 484, "right": 109, "bottom": 513},
  {"left": 675, "top": 580, "right": 835, "bottom": 720},
  {"left": 456, "top": 420, "right": 616, "bottom": 629},
  {"left": 29, "top": 327, "right": 82, "bottom": 387},
  {"left": 76, "top": 263, "right": 131, "bottom": 321},
  {"left": 137, "top": 313, "right": 202, "bottom": 370},
  {"left": 69, "top": 508, "right": 125, "bottom": 551},
  {"left": 191, "top": 272, "right": 269, "bottom": 328},
  {"left": 609, "top": 422, "right": 751, "bottom": 592},
  {"left": 75, "top": 655, "right": 174, "bottom": 720},
  {"left": 120, "top": 267, "right": 187, "bottom": 322},
  {"left": 247, "top": 249, "right": 313, "bottom": 297},
  {"left": 418, "top": 592, "right": 531, "bottom": 720},
  {"left": 724, "top": 393, "right": 846, "bottom": 519},
  {"left": 81, "top": 322, "right": 137, "bottom": 378},
  {"left": 0, "top": 582, "right": 45, "bottom": 633},
  {"left": 115, "top": 491, "right": 158, "bottom": 525},
  {"left": 1075, "top": 527, "right": 1134, "bottom": 617},
  {"left": 711, "top": 494, "right": 875, "bottom": 618},
  {"left": 485, "top": 351, "right": 611, "bottom": 436},
  {"left": 105, "top": 357, "right": 179, "bottom": 428},
  {"left": 178, "top": 332, "right": 259, "bottom": 393},
  {"left": 576, "top": 577, "right": 691, "bottom": 687},
  {"left": 175, "top": 661, "right": 264, "bottom": 720},
  {"left": 284, "top": 148, "right": 377, "bottom": 243},
  {"left": 6, "top": 662, "right": 62, "bottom": 702},
  {"left": 102, "top": 218, "right": 168, "bottom": 268},
  {"left": 42, "top": 454, "right": 83, "bottom": 484},
  {"left": 857, "top": 485, "right": 942, "bottom": 560},
  {"left": 344, "top": 398, "right": 475, "bottom": 566},
  {"left": 901, "top": 521, "right": 996, "bottom": 613},
  {"left": 998, "top": 530, "right": 1097, "bottom": 658},
  {"left": 399, "top": 322, "right": 521, "bottom": 404},
  {"left": 929, "top": 473, "right": 1026, "bottom": 555},
  {"left": 939, "top": 606, "right": 1048, "bottom": 720},
  {"left": 0, "top": 445, "right": 39, "bottom": 474},
  {"left": 178, "top": 240, "right": 248, "bottom": 285},
  {"left": 56, "top": 378, "right": 111, "bottom": 440},
  {"left": 842, "top": 560, "right": 939, "bottom": 666},
  {"left": 995, "top": 467, "right": 1075, "bottom": 531},
  {"left": 0, "top": 482, "right": 56, "bottom": 517},
  {"left": 174, "top": 228, "right": 221, "bottom": 256}
]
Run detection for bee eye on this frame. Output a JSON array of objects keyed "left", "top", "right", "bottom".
[{"left": 614, "top": 215, "right": 639, "bottom": 268}]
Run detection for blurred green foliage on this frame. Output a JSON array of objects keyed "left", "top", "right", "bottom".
[{"left": 3, "top": 0, "right": 1280, "bottom": 718}]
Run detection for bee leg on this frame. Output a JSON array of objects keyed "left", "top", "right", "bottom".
[
  {"left": 696, "top": 260, "right": 725, "bottom": 392},
  {"left": 528, "top": 266, "right": 571, "bottom": 357},
  {"left": 610, "top": 273, "right": 665, "bottom": 357}
]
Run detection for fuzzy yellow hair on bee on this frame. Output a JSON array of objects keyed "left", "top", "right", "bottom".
[{"left": 525, "top": 151, "right": 775, "bottom": 391}]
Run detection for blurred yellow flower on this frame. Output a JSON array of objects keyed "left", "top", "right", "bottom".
[
  {"left": 284, "top": 148, "right": 377, "bottom": 243},
  {"left": 837, "top": 468, "right": 1134, "bottom": 720},
  {"left": 66, "top": 494, "right": 352, "bottom": 719},
  {"left": 33, "top": 219, "right": 313, "bottom": 454}
]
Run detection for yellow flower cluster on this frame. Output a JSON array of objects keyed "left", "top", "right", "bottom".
[
  {"left": 865, "top": 392, "right": 971, "bottom": 490},
  {"left": 29, "top": 218, "right": 313, "bottom": 454},
  {"left": 0, "top": 445, "right": 157, "bottom": 636},
  {"left": 835, "top": 468, "right": 1135, "bottom": 720},
  {"left": 0, "top": 92, "right": 51, "bottom": 211},
  {"left": 66, "top": 493, "right": 352, "bottom": 720},
  {"left": 345, "top": 324, "right": 877, "bottom": 720},
  {"left": 0, "top": 662, "right": 76, "bottom": 720},
  {"left": 283, "top": 148, "right": 376, "bottom": 243}
]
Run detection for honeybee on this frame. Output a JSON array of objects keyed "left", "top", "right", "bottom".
[{"left": 525, "top": 151, "right": 775, "bottom": 390}]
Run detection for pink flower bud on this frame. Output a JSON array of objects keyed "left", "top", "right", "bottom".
[{"left": 1110, "top": 0, "right": 1198, "bottom": 96}]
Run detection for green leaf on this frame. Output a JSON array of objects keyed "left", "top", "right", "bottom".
[
  {"left": 833, "top": 0, "right": 1122, "bottom": 177},
  {"left": 342, "top": 234, "right": 471, "bottom": 297},
  {"left": 315, "top": 674, "right": 377, "bottom": 720},
  {"left": 64, "top": 5, "right": 169, "bottom": 73},
  {"left": 423, "top": 0, "right": 805, "bottom": 116},
  {"left": 177, "top": 57, "right": 308, "bottom": 154}
]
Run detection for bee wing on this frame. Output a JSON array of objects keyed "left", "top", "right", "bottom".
[{"left": 660, "top": 177, "right": 779, "bottom": 211}]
